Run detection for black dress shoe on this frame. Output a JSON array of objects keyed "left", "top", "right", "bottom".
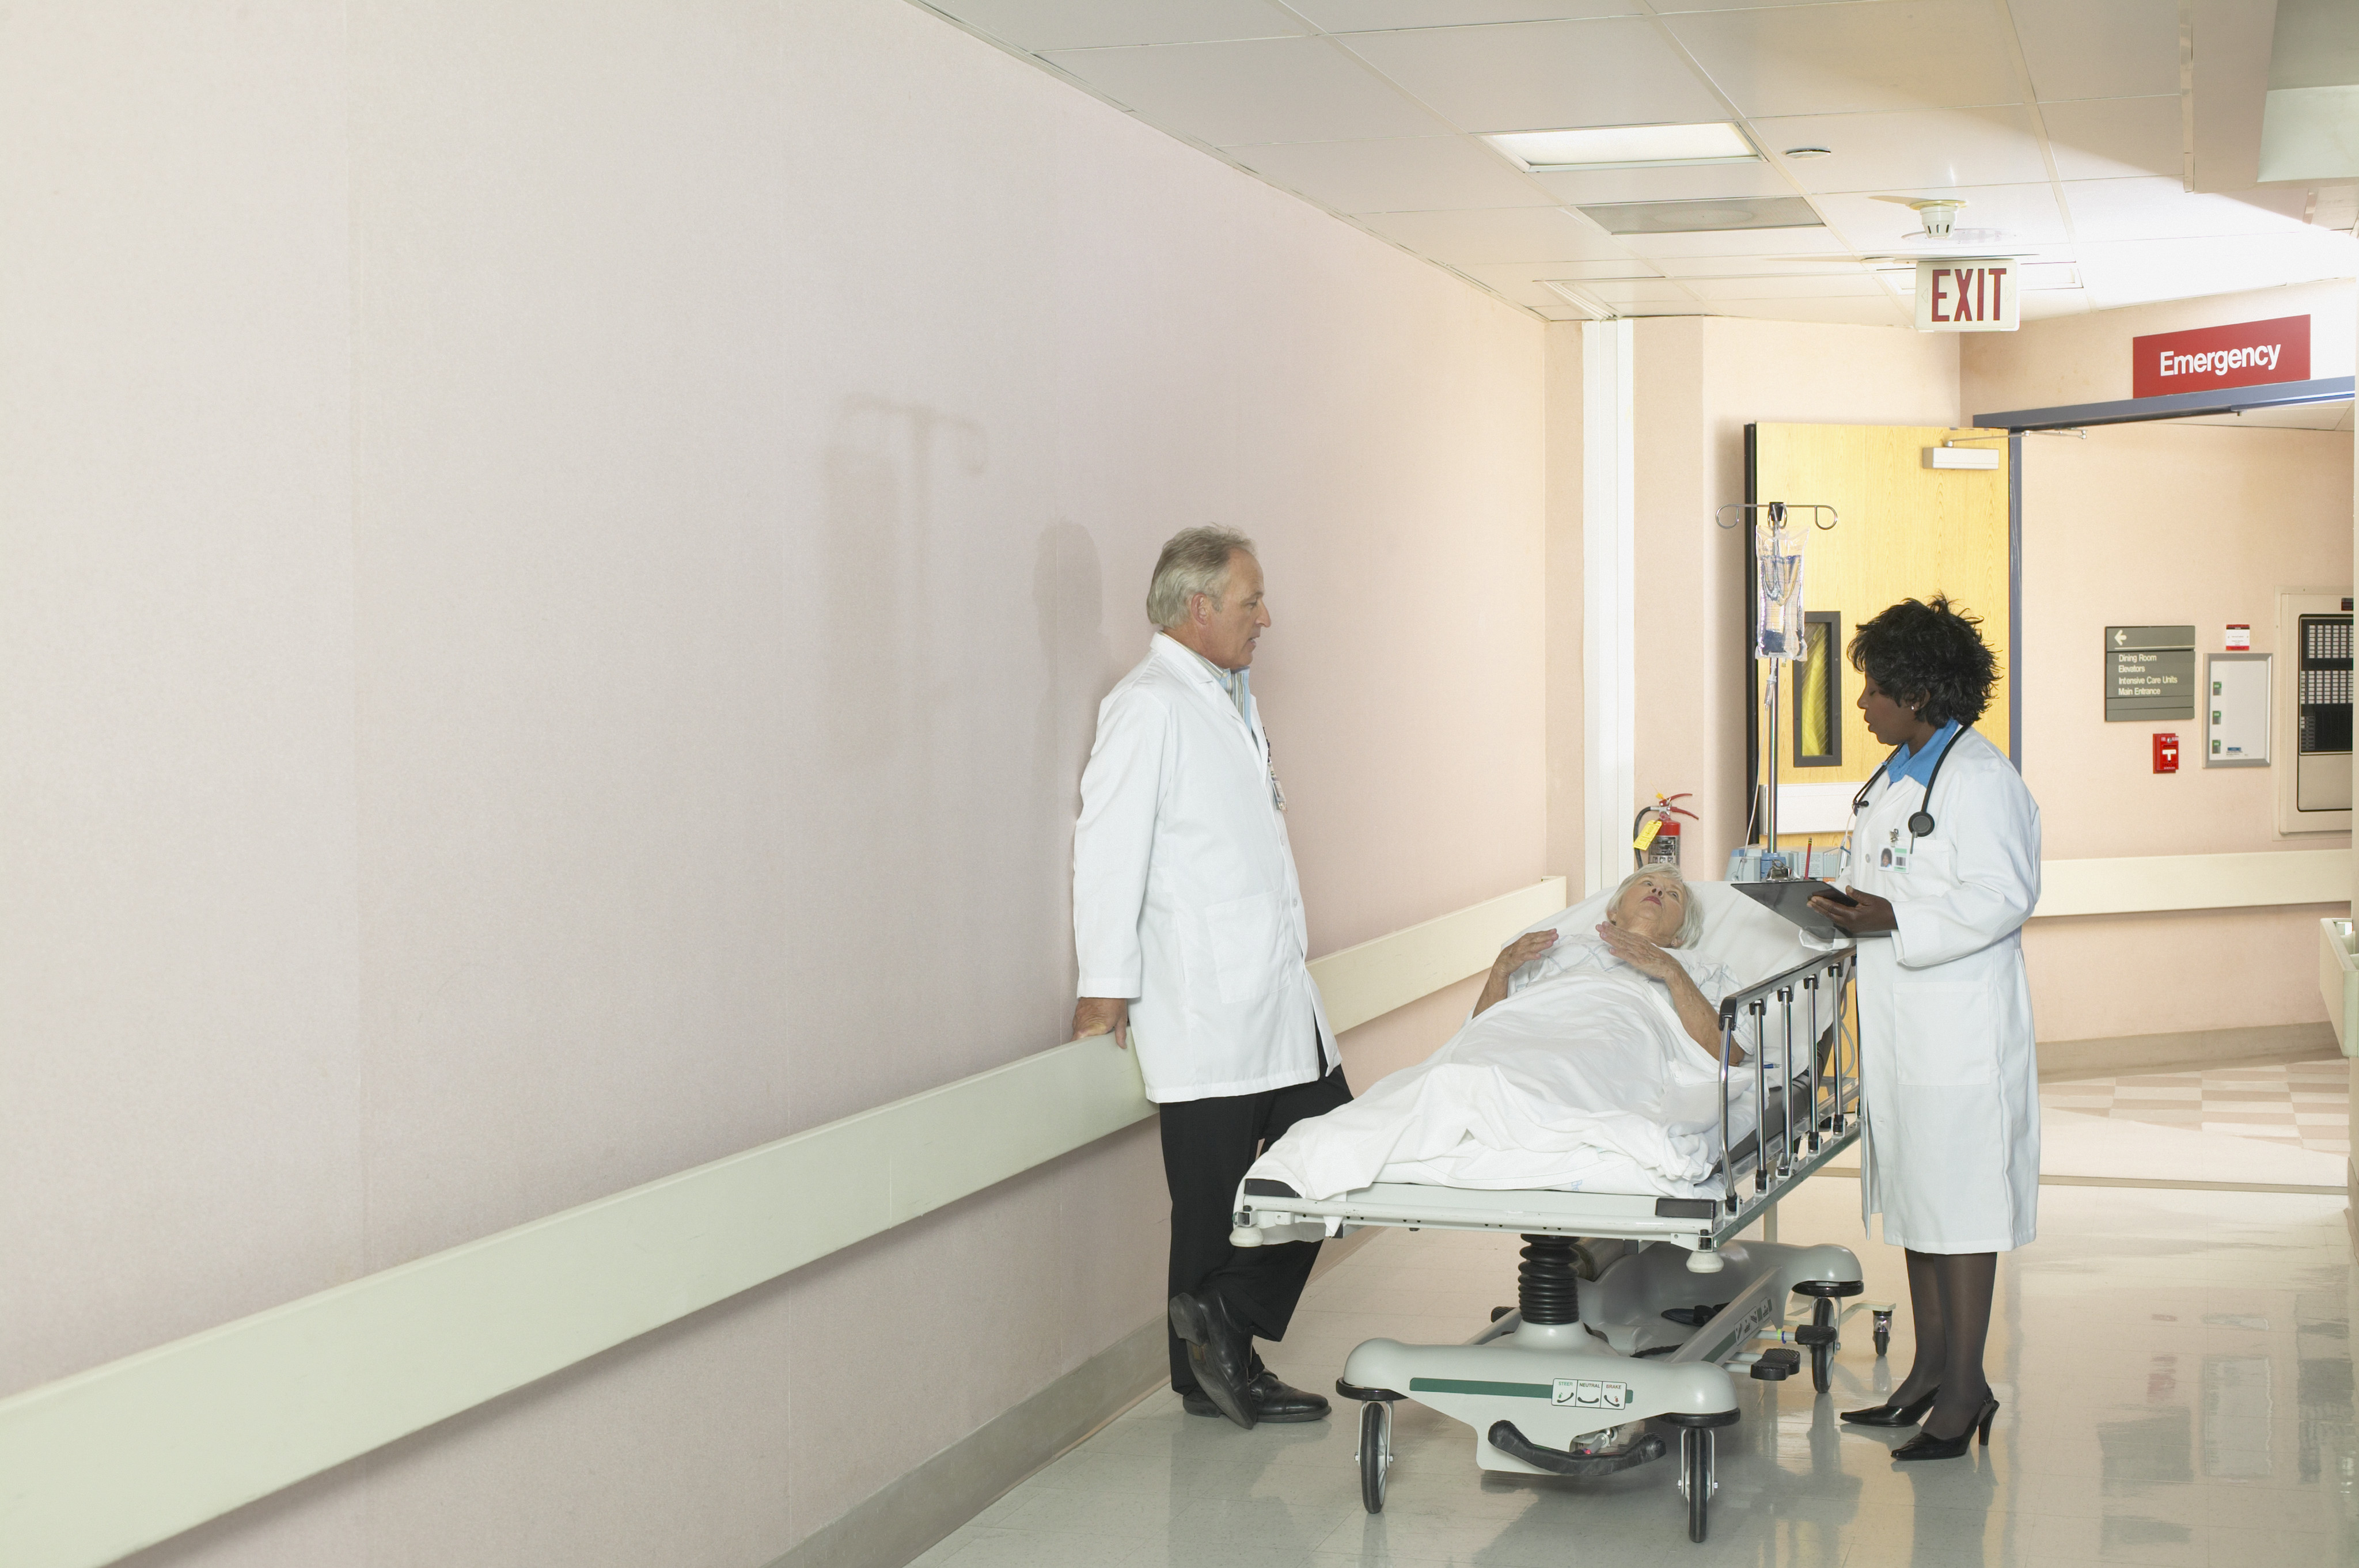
[
  {"left": 1181, "top": 1372, "right": 1332, "bottom": 1423},
  {"left": 1169, "top": 1292, "right": 1257, "bottom": 1430},
  {"left": 1841, "top": 1387, "right": 1939, "bottom": 1427},
  {"left": 1892, "top": 1396, "right": 1999, "bottom": 1461}
]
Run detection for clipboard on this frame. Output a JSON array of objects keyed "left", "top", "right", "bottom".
[{"left": 1733, "top": 877, "right": 1857, "bottom": 942}]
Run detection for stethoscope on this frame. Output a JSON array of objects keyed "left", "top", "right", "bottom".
[{"left": 1849, "top": 723, "right": 1969, "bottom": 839}]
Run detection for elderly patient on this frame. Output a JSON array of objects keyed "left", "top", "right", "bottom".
[
  {"left": 1244, "top": 866, "right": 1759, "bottom": 1203},
  {"left": 1473, "top": 867, "right": 1735, "bottom": 1065}
]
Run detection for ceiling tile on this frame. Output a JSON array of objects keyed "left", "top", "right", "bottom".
[
  {"left": 1652, "top": 0, "right": 1897, "bottom": 8},
  {"left": 1664, "top": 1, "right": 2024, "bottom": 117},
  {"left": 2070, "top": 231, "right": 2359, "bottom": 307},
  {"left": 1617, "top": 225, "right": 1856, "bottom": 258},
  {"left": 2063, "top": 178, "right": 2311, "bottom": 241},
  {"left": 1678, "top": 272, "right": 1881, "bottom": 299},
  {"left": 1649, "top": 252, "right": 1868, "bottom": 276},
  {"left": 1754, "top": 105, "right": 2050, "bottom": 193},
  {"left": 1565, "top": 279, "right": 1704, "bottom": 305},
  {"left": 930, "top": 0, "right": 1307, "bottom": 50},
  {"left": 1039, "top": 36, "right": 1449, "bottom": 145},
  {"left": 1527, "top": 160, "right": 1796, "bottom": 204},
  {"left": 1353, "top": 205, "right": 1642, "bottom": 261},
  {"left": 1452, "top": 262, "right": 1610, "bottom": 309},
  {"left": 1340, "top": 18, "right": 1725, "bottom": 131},
  {"left": 1528, "top": 258, "right": 1668, "bottom": 278},
  {"left": 1291, "top": 1, "right": 1640, "bottom": 27},
  {"left": 2037, "top": 96, "right": 2184, "bottom": 181},
  {"left": 1579, "top": 195, "right": 1822, "bottom": 233},
  {"left": 1815, "top": 183, "right": 2068, "bottom": 249},
  {"left": 2009, "top": 0, "right": 2182, "bottom": 102},
  {"left": 1230, "top": 136, "right": 1555, "bottom": 212},
  {"left": 2016, "top": 288, "right": 2093, "bottom": 321},
  {"left": 1879, "top": 259, "right": 2083, "bottom": 293},
  {"left": 1701, "top": 295, "right": 1914, "bottom": 326}
]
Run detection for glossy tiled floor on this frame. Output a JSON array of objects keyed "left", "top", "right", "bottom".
[
  {"left": 919, "top": 1119, "right": 2358, "bottom": 1568},
  {"left": 2039, "top": 1059, "right": 2352, "bottom": 1159}
]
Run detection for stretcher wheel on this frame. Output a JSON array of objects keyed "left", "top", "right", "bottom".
[
  {"left": 1811, "top": 1297, "right": 1835, "bottom": 1393},
  {"left": 1873, "top": 1308, "right": 1893, "bottom": 1360},
  {"left": 1678, "top": 1426, "right": 1713, "bottom": 1543},
  {"left": 1358, "top": 1400, "right": 1391, "bottom": 1513}
]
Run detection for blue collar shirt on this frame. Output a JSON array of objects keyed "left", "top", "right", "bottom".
[{"left": 1887, "top": 720, "right": 1962, "bottom": 793}]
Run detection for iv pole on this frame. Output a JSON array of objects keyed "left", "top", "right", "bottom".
[{"left": 1716, "top": 500, "right": 1837, "bottom": 877}]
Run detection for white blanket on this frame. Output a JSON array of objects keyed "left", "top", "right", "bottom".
[{"left": 1248, "top": 935, "right": 1759, "bottom": 1201}]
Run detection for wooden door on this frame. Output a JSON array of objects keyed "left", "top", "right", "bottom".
[{"left": 1747, "top": 424, "right": 2014, "bottom": 860}]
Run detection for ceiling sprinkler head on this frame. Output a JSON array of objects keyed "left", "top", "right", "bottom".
[{"left": 1874, "top": 195, "right": 1968, "bottom": 240}]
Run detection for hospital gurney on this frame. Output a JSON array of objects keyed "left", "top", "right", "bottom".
[{"left": 1229, "top": 948, "right": 1886, "bottom": 1545}]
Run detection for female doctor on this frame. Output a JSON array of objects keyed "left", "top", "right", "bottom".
[{"left": 1807, "top": 596, "right": 2041, "bottom": 1462}]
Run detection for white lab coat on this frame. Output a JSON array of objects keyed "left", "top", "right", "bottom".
[
  {"left": 1073, "top": 633, "right": 1334, "bottom": 1103},
  {"left": 1842, "top": 727, "right": 2042, "bottom": 1253}
]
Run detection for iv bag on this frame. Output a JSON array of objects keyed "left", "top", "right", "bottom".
[{"left": 1754, "top": 517, "right": 1805, "bottom": 662}]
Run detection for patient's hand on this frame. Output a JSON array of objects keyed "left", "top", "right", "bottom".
[
  {"left": 1599, "top": 922, "right": 1728, "bottom": 1062},
  {"left": 1472, "top": 930, "right": 1558, "bottom": 1016},
  {"left": 1596, "top": 921, "right": 1679, "bottom": 981},
  {"left": 1496, "top": 931, "right": 1558, "bottom": 972}
]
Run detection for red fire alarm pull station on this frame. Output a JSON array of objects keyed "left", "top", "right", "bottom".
[{"left": 2154, "top": 734, "right": 2180, "bottom": 773}]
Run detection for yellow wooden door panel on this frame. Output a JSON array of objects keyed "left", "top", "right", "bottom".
[{"left": 1750, "top": 424, "right": 2012, "bottom": 854}]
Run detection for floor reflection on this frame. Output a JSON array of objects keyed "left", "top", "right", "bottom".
[{"left": 919, "top": 1125, "right": 2359, "bottom": 1568}]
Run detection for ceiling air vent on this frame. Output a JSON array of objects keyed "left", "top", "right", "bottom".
[{"left": 1576, "top": 197, "right": 1823, "bottom": 235}]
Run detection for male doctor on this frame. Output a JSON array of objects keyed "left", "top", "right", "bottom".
[{"left": 1072, "top": 526, "right": 1348, "bottom": 1432}]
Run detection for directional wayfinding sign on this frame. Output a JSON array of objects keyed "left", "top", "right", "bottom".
[{"left": 2106, "top": 625, "right": 2196, "bottom": 721}]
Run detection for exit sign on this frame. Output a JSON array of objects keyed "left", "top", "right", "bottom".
[{"left": 1914, "top": 260, "right": 2018, "bottom": 332}]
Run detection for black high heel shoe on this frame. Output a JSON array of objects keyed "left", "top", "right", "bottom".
[
  {"left": 1891, "top": 1395, "right": 1999, "bottom": 1460},
  {"left": 1840, "top": 1388, "right": 1938, "bottom": 1427}
]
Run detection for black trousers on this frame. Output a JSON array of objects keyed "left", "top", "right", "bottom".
[{"left": 1159, "top": 1065, "right": 1353, "bottom": 1392}]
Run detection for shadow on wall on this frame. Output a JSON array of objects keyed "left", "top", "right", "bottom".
[
  {"left": 790, "top": 400, "right": 1126, "bottom": 1108},
  {"left": 1033, "top": 518, "right": 1122, "bottom": 910}
]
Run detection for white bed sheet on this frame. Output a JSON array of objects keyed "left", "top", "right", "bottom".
[{"left": 1247, "top": 880, "right": 1828, "bottom": 1202}]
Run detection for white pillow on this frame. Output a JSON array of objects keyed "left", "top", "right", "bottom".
[{"left": 1504, "top": 878, "right": 1823, "bottom": 993}]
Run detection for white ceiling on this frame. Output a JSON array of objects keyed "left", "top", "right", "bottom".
[{"left": 915, "top": 0, "right": 2359, "bottom": 329}]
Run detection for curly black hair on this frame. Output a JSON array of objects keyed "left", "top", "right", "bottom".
[{"left": 1848, "top": 595, "right": 1998, "bottom": 727}]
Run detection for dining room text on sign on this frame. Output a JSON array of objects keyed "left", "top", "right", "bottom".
[
  {"left": 2131, "top": 315, "right": 2309, "bottom": 398},
  {"left": 1913, "top": 261, "right": 2018, "bottom": 332}
]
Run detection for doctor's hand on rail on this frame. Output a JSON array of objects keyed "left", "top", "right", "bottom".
[
  {"left": 1808, "top": 888, "right": 1898, "bottom": 936},
  {"left": 1471, "top": 930, "right": 1559, "bottom": 1018},
  {"left": 1072, "top": 997, "right": 1131, "bottom": 1049}
]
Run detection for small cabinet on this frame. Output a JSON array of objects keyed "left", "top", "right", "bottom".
[
  {"left": 2205, "top": 653, "right": 2270, "bottom": 767},
  {"left": 2275, "top": 589, "right": 2353, "bottom": 834}
]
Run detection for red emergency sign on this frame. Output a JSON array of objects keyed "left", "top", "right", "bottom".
[{"left": 2132, "top": 315, "right": 2309, "bottom": 399}]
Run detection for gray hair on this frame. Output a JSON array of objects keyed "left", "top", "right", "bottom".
[
  {"left": 1146, "top": 526, "right": 1256, "bottom": 629},
  {"left": 1610, "top": 866, "right": 1705, "bottom": 949}
]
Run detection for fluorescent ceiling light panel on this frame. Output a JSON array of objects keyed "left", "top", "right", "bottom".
[
  {"left": 1577, "top": 197, "right": 1823, "bottom": 234},
  {"left": 1488, "top": 122, "right": 1757, "bottom": 172}
]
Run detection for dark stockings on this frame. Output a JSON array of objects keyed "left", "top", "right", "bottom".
[{"left": 1889, "top": 1249, "right": 1997, "bottom": 1440}]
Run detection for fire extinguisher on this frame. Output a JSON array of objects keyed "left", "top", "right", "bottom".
[{"left": 1632, "top": 794, "right": 1697, "bottom": 869}]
